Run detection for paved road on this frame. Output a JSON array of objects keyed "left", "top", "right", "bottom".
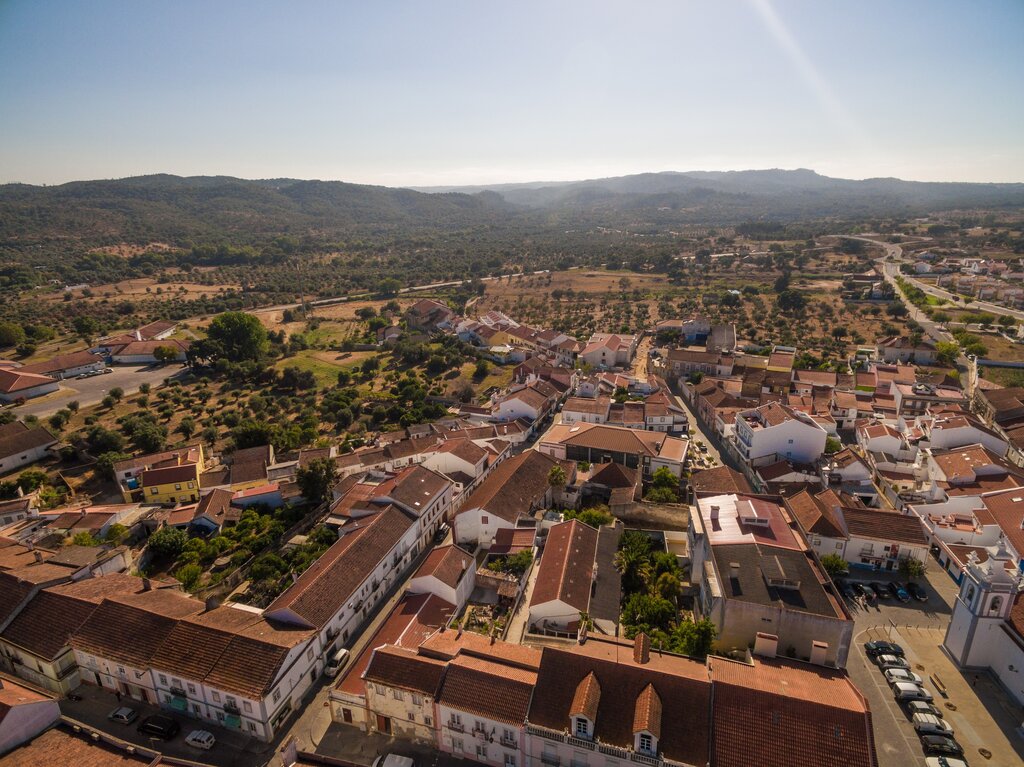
[
  {"left": 10, "top": 364, "right": 189, "bottom": 418},
  {"left": 900, "top": 271, "right": 1024, "bottom": 322}
]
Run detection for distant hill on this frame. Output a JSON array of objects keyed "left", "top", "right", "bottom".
[
  {"left": 2, "top": 170, "right": 1023, "bottom": 250},
  {"left": 414, "top": 168, "right": 1024, "bottom": 219}
]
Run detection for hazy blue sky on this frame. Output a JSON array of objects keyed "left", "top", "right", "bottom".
[{"left": 1, "top": 0, "right": 1022, "bottom": 186}]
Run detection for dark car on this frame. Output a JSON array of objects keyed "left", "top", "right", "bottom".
[
  {"left": 920, "top": 735, "right": 963, "bottom": 757},
  {"left": 137, "top": 714, "right": 180, "bottom": 740},
  {"left": 889, "top": 582, "right": 912, "bottom": 602},
  {"left": 906, "top": 581, "right": 929, "bottom": 602},
  {"left": 851, "top": 582, "right": 873, "bottom": 601},
  {"left": 864, "top": 640, "right": 905, "bottom": 658},
  {"left": 839, "top": 580, "right": 858, "bottom": 600},
  {"left": 869, "top": 582, "right": 891, "bottom": 599}
]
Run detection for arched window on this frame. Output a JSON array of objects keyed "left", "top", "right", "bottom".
[
  {"left": 966, "top": 585, "right": 976, "bottom": 603},
  {"left": 990, "top": 596, "right": 1002, "bottom": 613}
]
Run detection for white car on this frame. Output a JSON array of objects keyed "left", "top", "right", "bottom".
[
  {"left": 925, "top": 758, "right": 968, "bottom": 767},
  {"left": 373, "top": 756, "right": 415, "bottom": 767},
  {"left": 185, "top": 730, "right": 215, "bottom": 750},
  {"left": 875, "top": 654, "right": 909, "bottom": 670},
  {"left": 913, "top": 713, "right": 953, "bottom": 737},
  {"left": 884, "top": 668, "right": 923, "bottom": 686},
  {"left": 892, "top": 681, "right": 933, "bottom": 702}
]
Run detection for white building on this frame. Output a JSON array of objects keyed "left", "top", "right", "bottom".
[
  {"left": 578, "top": 333, "right": 638, "bottom": 370},
  {"left": 0, "top": 369, "right": 59, "bottom": 403},
  {"left": 0, "top": 422, "right": 58, "bottom": 475},
  {"left": 732, "top": 402, "right": 828, "bottom": 468},
  {"left": 942, "top": 542, "right": 1024, "bottom": 706},
  {"left": 408, "top": 544, "right": 476, "bottom": 608}
]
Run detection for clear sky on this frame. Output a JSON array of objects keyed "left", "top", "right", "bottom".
[{"left": 1, "top": 0, "right": 1022, "bottom": 186}]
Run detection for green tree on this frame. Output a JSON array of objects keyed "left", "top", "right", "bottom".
[
  {"left": 819, "top": 552, "right": 848, "bottom": 578},
  {"left": 621, "top": 592, "right": 675, "bottom": 631},
  {"left": 72, "top": 316, "right": 100, "bottom": 340},
  {"left": 153, "top": 345, "right": 180, "bottom": 363},
  {"left": 644, "top": 486, "right": 679, "bottom": 503},
  {"left": 147, "top": 526, "right": 187, "bottom": 559},
  {"left": 108, "top": 387, "right": 124, "bottom": 402},
  {"left": 16, "top": 469, "right": 49, "bottom": 493},
  {"left": 175, "top": 563, "right": 203, "bottom": 592},
  {"left": 898, "top": 557, "right": 926, "bottom": 580},
  {"left": 177, "top": 416, "right": 196, "bottom": 440},
  {"left": 777, "top": 289, "right": 807, "bottom": 313},
  {"left": 824, "top": 436, "right": 842, "bottom": 454},
  {"left": 0, "top": 321, "right": 25, "bottom": 348},
  {"left": 296, "top": 457, "right": 338, "bottom": 506},
  {"left": 95, "top": 451, "right": 131, "bottom": 480},
  {"left": 104, "top": 523, "right": 130, "bottom": 545},
  {"left": 69, "top": 531, "right": 101, "bottom": 547},
  {"left": 473, "top": 359, "right": 490, "bottom": 380},
  {"left": 547, "top": 464, "right": 567, "bottom": 494},
  {"left": 654, "top": 571, "right": 683, "bottom": 603},
  {"left": 193, "top": 311, "right": 268, "bottom": 363},
  {"left": 935, "top": 341, "right": 960, "bottom": 366}
]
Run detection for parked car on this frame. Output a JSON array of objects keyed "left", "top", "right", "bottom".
[
  {"left": 905, "top": 700, "right": 943, "bottom": 718},
  {"left": 108, "top": 706, "right": 138, "bottom": 724},
  {"left": 893, "top": 682, "right": 933, "bottom": 702},
  {"left": 102, "top": 368, "right": 114, "bottom": 374},
  {"left": 839, "top": 581, "right": 858, "bottom": 600},
  {"left": 852, "top": 582, "right": 873, "bottom": 601},
  {"left": 876, "top": 654, "right": 910, "bottom": 670},
  {"left": 433, "top": 523, "right": 450, "bottom": 544},
  {"left": 865, "top": 640, "right": 904, "bottom": 658},
  {"left": 885, "top": 668, "right": 924, "bottom": 685},
  {"left": 913, "top": 713, "right": 954, "bottom": 737},
  {"left": 888, "top": 581, "right": 912, "bottom": 602},
  {"left": 185, "top": 730, "right": 216, "bottom": 750},
  {"left": 372, "top": 756, "right": 415, "bottom": 767},
  {"left": 924, "top": 757, "right": 969, "bottom": 767},
  {"left": 906, "top": 581, "right": 929, "bottom": 602},
  {"left": 920, "top": 735, "right": 963, "bottom": 757},
  {"left": 137, "top": 714, "right": 180, "bottom": 740},
  {"left": 325, "top": 647, "right": 352, "bottom": 678},
  {"left": 869, "top": 582, "right": 891, "bottom": 599}
]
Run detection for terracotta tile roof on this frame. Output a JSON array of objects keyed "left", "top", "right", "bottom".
[
  {"left": 531, "top": 520, "right": 598, "bottom": 613},
  {"left": 0, "top": 572, "right": 40, "bottom": 631},
  {"left": 490, "top": 527, "right": 537, "bottom": 555},
  {"left": 839, "top": 507, "right": 928, "bottom": 546},
  {"left": 690, "top": 466, "right": 752, "bottom": 496},
  {"left": 336, "top": 592, "right": 455, "bottom": 695},
  {"left": 528, "top": 639, "right": 710, "bottom": 765},
  {"left": 364, "top": 645, "right": 446, "bottom": 695},
  {"left": 266, "top": 505, "right": 413, "bottom": 628},
  {"left": 436, "top": 653, "right": 537, "bottom": 725},
  {"left": 570, "top": 671, "right": 601, "bottom": 720},
  {"left": 0, "top": 725, "right": 152, "bottom": 766},
  {"left": 708, "top": 656, "right": 877, "bottom": 767},
  {"left": 19, "top": 351, "right": 103, "bottom": 376},
  {"left": 543, "top": 422, "right": 681, "bottom": 459},
  {"left": 0, "top": 422, "right": 58, "bottom": 460},
  {"left": 384, "top": 466, "right": 451, "bottom": 516},
  {"left": 979, "top": 490, "right": 1024, "bottom": 561},
  {"left": 563, "top": 396, "right": 612, "bottom": 416},
  {"left": 587, "top": 462, "right": 638, "bottom": 489},
  {"left": 194, "top": 488, "right": 234, "bottom": 523},
  {"left": 136, "top": 320, "right": 176, "bottom": 338},
  {"left": 413, "top": 544, "right": 473, "bottom": 589},
  {"left": 0, "top": 574, "right": 145, "bottom": 660},
  {"left": 69, "top": 589, "right": 204, "bottom": 668},
  {"left": 633, "top": 682, "right": 662, "bottom": 737},
  {"left": 140, "top": 463, "right": 198, "bottom": 486},
  {"left": 0, "top": 368, "right": 56, "bottom": 395},
  {"left": 785, "top": 489, "right": 845, "bottom": 539},
  {"left": 436, "top": 438, "right": 487, "bottom": 464},
  {"left": 459, "top": 450, "right": 562, "bottom": 524},
  {"left": 111, "top": 339, "right": 189, "bottom": 357}
]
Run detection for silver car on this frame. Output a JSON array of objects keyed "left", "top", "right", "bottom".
[
  {"left": 108, "top": 706, "right": 138, "bottom": 724},
  {"left": 885, "top": 668, "right": 924, "bottom": 686},
  {"left": 876, "top": 654, "right": 909, "bottom": 670}
]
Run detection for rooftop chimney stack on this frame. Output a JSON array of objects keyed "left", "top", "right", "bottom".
[
  {"left": 753, "top": 632, "right": 778, "bottom": 659},
  {"left": 633, "top": 632, "right": 651, "bottom": 664},
  {"left": 142, "top": 577, "right": 152, "bottom": 592}
]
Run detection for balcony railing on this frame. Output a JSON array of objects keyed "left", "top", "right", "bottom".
[
  {"left": 500, "top": 736, "right": 516, "bottom": 749},
  {"left": 224, "top": 701, "right": 240, "bottom": 715},
  {"left": 169, "top": 687, "right": 186, "bottom": 698},
  {"left": 447, "top": 720, "right": 465, "bottom": 733},
  {"left": 567, "top": 736, "right": 595, "bottom": 750},
  {"left": 540, "top": 756, "right": 560, "bottom": 767}
]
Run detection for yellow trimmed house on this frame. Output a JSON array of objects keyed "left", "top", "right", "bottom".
[
  {"left": 140, "top": 463, "right": 201, "bottom": 505},
  {"left": 117, "top": 445, "right": 206, "bottom": 505}
]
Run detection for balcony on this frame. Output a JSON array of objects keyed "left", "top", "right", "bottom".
[
  {"left": 540, "top": 756, "right": 560, "bottom": 767},
  {"left": 567, "top": 736, "right": 595, "bottom": 750},
  {"left": 169, "top": 686, "right": 187, "bottom": 698},
  {"left": 447, "top": 720, "right": 465, "bottom": 733},
  {"left": 500, "top": 736, "right": 516, "bottom": 749},
  {"left": 224, "top": 701, "right": 240, "bottom": 715}
]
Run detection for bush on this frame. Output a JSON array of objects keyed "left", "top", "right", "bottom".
[{"left": 147, "top": 526, "right": 187, "bottom": 559}]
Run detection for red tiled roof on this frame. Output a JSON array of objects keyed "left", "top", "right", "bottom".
[
  {"left": 413, "top": 545, "right": 473, "bottom": 589},
  {"left": 436, "top": 653, "right": 537, "bottom": 725},
  {"left": 570, "top": 671, "right": 601, "bottom": 720},
  {"left": 531, "top": 520, "right": 598, "bottom": 613}
]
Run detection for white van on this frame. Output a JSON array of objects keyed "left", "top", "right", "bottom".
[
  {"left": 892, "top": 681, "right": 933, "bottom": 702},
  {"left": 325, "top": 648, "right": 351, "bottom": 677},
  {"left": 373, "top": 755, "right": 415, "bottom": 767}
]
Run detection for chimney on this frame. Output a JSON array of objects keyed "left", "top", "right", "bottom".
[
  {"left": 633, "top": 632, "right": 651, "bottom": 664},
  {"left": 142, "top": 578, "right": 152, "bottom": 592},
  {"left": 709, "top": 505, "right": 720, "bottom": 520},
  {"left": 810, "top": 641, "right": 829, "bottom": 666},
  {"left": 33, "top": 551, "right": 43, "bottom": 563},
  {"left": 753, "top": 632, "right": 778, "bottom": 659},
  {"left": 204, "top": 597, "right": 220, "bottom": 613}
]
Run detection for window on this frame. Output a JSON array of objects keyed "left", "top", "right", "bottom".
[
  {"left": 505, "top": 754, "right": 517, "bottom": 767},
  {"left": 392, "top": 689, "right": 404, "bottom": 701},
  {"left": 272, "top": 689, "right": 281, "bottom": 703},
  {"left": 411, "top": 693, "right": 422, "bottom": 706},
  {"left": 151, "top": 487, "right": 158, "bottom": 494},
  {"left": 307, "top": 648, "right": 314, "bottom": 661},
  {"left": 638, "top": 733, "right": 653, "bottom": 754},
  {"left": 248, "top": 722, "right": 257, "bottom": 732},
  {"left": 575, "top": 717, "right": 589, "bottom": 737},
  {"left": 453, "top": 738, "right": 464, "bottom": 752},
  {"left": 787, "top": 439, "right": 794, "bottom": 444},
  {"left": 476, "top": 745, "right": 487, "bottom": 759},
  {"left": 216, "top": 712, "right": 224, "bottom": 721},
  {"left": 408, "top": 712, "right": 416, "bottom": 723},
  {"left": 835, "top": 542, "right": 842, "bottom": 550},
  {"left": 990, "top": 596, "right": 1003, "bottom": 613},
  {"left": 174, "top": 483, "right": 181, "bottom": 490},
  {"left": 481, "top": 515, "right": 489, "bottom": 525},
  {"left": 188, "top": 482, "right": 195, "bottom": 489},
  {"left": 159, "top": 674, "right": 168, "bottom": 685},
  {"left": 212, "top": 691, "right": 221, "bottom": 703},
  {"left": 187, "top": 683, "right": 196, "bottom": 694},
  {"left": 244, "top": 701, "right": 252, "bottom": 713}
]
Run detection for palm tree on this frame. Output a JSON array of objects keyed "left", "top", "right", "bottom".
[{"left": 547, "top": 464, "right": 567, "bottom": 493}]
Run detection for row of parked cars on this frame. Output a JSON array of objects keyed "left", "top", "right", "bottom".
[
  {"left": 863, "top": 641, "right": 968, "bottom": 766},
  {"left": 108, "top": 707, "right": 215, "bottom": 750},
  {"left": 838, "top": 578, "right": 928, "bottom": 603}
]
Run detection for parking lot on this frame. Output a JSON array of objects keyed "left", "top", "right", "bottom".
[
  {"left": 60, "top": 682, "right": 275, "bottom": 767},
  {"left": 842, "top": 567, "right": 1024, "bottom": 767},
  {"left": 10, "top": 363, "right": 188, "bottom": 418}
]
